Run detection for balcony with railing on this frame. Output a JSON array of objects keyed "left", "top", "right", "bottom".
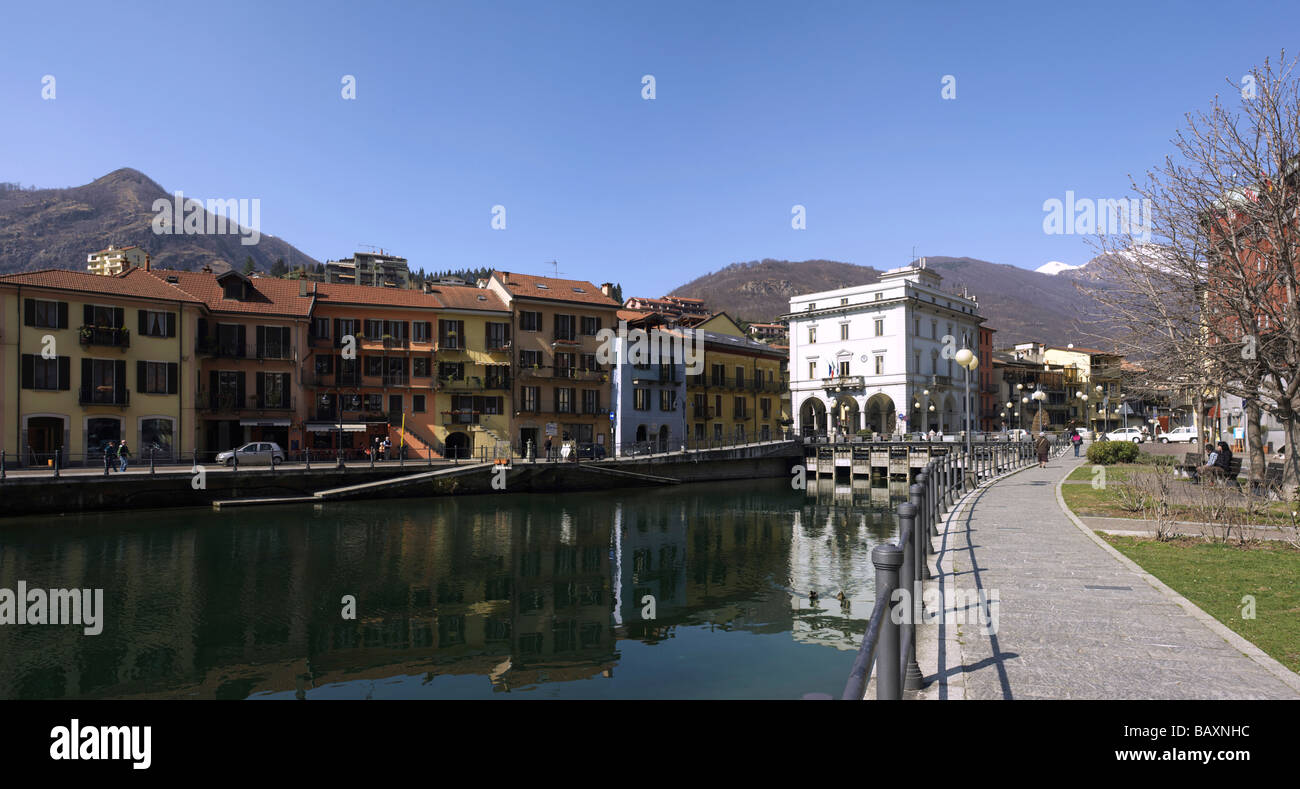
[
  {"left": 822, "top": 375, "right": 865, "bottom": 391},
  {"left": 440, "top": 375, "right": 484, "bottom": 391},
  {"left": 79, "top": 385, "right": 130, "bottom": 407},
  {"left": 443, "top": 410, "right": 481, "bottom": 426},
  {"left": 691, "top": 405, "right": 715, "bottom": 420},
  {"left": 79, "top": 325, "right": 130, "bottom": 349}
]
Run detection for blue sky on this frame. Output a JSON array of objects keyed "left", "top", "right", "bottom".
[{"left": 3, "top": 0, "right": 1296, "bottom": 295}]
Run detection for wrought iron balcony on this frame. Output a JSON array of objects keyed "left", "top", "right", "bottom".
[
  {"left": 79, "top": 385, "right": 130, "bottom": 406},
  {"left": 78, "top": 325, "right": 130, "bottom": 349}
]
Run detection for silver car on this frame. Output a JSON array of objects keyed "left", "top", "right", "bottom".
[{"left": 216, "top": 442, "right": 285, "bottom": 466}]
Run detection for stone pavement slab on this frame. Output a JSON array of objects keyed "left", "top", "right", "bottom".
[{"left": 917, "top": 451, "right": 1300, "bottom": 700}]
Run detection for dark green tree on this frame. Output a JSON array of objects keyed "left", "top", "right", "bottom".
[
  {"left": 243, "top": 256, "right": 256, "bottom": 275},
  {"left": 270, "top": 257, "right": 288, "bottom": 277}
]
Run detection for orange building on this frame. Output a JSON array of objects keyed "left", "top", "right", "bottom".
[{"left": 302, "top": 280, "right": 446, "bottom": 459}]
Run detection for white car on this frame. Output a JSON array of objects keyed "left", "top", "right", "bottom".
[
  {"left": 1105, "top": 427, "right": 1145, "bottom": 443},
  {"left": 1158, "top": 426, "right": 1198, "bottom": 443},
  {"left": 216, "top": 442, "right": 285, "bottom": 466}
]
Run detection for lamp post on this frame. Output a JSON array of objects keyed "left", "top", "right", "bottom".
[
  {"left": 955, "top": 349, "right": 978, "bottom": 464},
  {"left": 1096, "top": 384, "right": 1108, "bottom": 436},
  {"left": 1032, "top": 388, "right": 1047, "bottom": 432}
]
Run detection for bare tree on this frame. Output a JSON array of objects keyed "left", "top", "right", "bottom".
[{"left": 1078, "top": 52, "right": 1300, "bottom": 494}]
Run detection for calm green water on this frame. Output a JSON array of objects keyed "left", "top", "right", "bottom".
[{"left": 0, "top": 479, "right": 903, "bottom": 699}]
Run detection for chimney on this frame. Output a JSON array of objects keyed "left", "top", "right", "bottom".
[
  {"left": 600, "top": 282, "right": 613, "bottom": 297},
  {"left": 299, "top": 279, "right": 308, "bottom": 297},
  {"left": 144, "top": 253, "right": 151, "bottom": 272}
]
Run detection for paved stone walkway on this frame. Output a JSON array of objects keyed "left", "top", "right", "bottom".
[{"left": 926, "top": 451, "right": 1300, "bottom": 700}]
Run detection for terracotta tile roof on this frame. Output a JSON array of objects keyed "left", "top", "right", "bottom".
[
  {"left": 145, "top": 269, "right": 314, "bottom": 317},
  {"left": 0, "top": 268, "right": 203, "bottom": 304},
  {"left": 617, "top": 309, "right": 653, "bottom": 322},
  {"left": 426, "top": 284, "right": 509, "bottom": 312},
  {"left": 492, "top": 270, "right": 619, "bottom": 307},
  {"left": 310, "top": 280, "right": 445, "bottom": 310}
]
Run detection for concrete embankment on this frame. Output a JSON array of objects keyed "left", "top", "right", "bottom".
[{"left": 0, "top": 451, "right": 797, "bottom": 519}]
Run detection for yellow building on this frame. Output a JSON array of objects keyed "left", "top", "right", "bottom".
[
  {"left": 0, "top": 269, "right": 202, "bottom": 467},
  {"left": 428, "top": 284, "right": 514, "bottom": 458},
  {"left": 86, "top": 245, "right": 150, "bottom": 276},
  {"left": 686, "top": 313, "right": 788, "bottom": 444}
]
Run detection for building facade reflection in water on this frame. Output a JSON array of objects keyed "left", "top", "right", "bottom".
[{"left": 0, "top": 479, "right": 904, "bottom": 699}]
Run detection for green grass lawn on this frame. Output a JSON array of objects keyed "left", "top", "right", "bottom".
[
  {"left": 1101, "top": 535, "right": 1300, "bottom": 673},
  {"left": 1065, "top": 464, "right": 1146, "bottom": 483},
  {"left": 1060, "top": 476, "right": 1296, "bottom": 525}
]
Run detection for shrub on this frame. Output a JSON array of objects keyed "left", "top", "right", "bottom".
[
  {"left": 1135, "top": 452, "right": 1177, "bottom": 466},
  {"left": 1087, "top": 440, "right": 1140, "bottom": 465}
]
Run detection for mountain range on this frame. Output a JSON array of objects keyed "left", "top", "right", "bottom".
[
  {"left": 0, "top": 168, "right": 317, "bottom": 275},
  {"left": 667, "top": 256, "right": 1117, "bottom": 348},
  {"left": 1, "top": 168, "right": 1118, "bottom": 349}
]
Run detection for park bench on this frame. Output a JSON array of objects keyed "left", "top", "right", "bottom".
[
  {"left": 1250, "top": 461, "right": 1286, "bottom": 499},
  {"left": 1184, "top": 455, "right": 1242, "bottom": 487},
  {"left": 1174, "top": 452, "right": 1200, "bottom": 478}
]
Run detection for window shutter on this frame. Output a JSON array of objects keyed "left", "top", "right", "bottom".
[
  {"left": 114, "top": 359, "right": 126, "bottom": 402},
  {"left": 24, "top": 299, "right": 35, "bottom": 326},
  {"left": 58, "top": 356, "right": 70, "bottom": 390},
  {"left": 167, "top": 362, "right": 178, "bottom": 394},
  {"left": 21, "top": 354, "right": 34, "bottom": 388},
  {"left": 334, "top": 319, "right": 342, "bottom": 347},
  {"left": 114, "top": 307, "right": 124, "bottom": 329},
  {"left": 139, "top": 310, "right": 148, "bottom": 336},
  {"left": 236, "top": 371, "right": 246, "bottom": 406},
  {"left": 256, "top": 372, "right": 264, "bottom": 406},
  {"left": 166, "top": 313, "right": 176, "bottom": 337},
  {"left": 58, "top": 302, "right": 68, "bottom": 329},
  {"left": 137, "top": 360, "right": 147, "bottom": 392},
  {"left": 256, "top": 325, "right": 266, "bottom": 357},
  {"left": 209, "top": 371, "right": 218, "bottom": 409},
  {"left": 84, "top": 304, "right": 94, "bottom": 327},
  {"left": 237, "top": 325, "right": 247, "bottom": 352},
  {"left": 198, "top": 318, "right": 208, "bottom": 342}
]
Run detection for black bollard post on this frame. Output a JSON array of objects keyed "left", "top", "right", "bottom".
[
  {"left": 898, "top": 502, "right": 923, "bottom": 691},
  {"left": 1, "top": 450, "right": 5, "bottom": 481},
  {"left": 305, "top": 449, "right": 311, "bottom": 470},
  {"left": 910, "top": 481, "right": 931, "bottom": 580},
  {"left": 873, "top": 544, "right": 904, "bottom": 700},
  {"left": 54, "top": 450, "right": 60, "bottom": 479}
]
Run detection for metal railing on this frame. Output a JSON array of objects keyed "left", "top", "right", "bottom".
[
  {"left": 842, "top": 439, "right": 1044, "bottom": 700},
  {"left": 79, "top": 325, "right": 130, "bottom": 348}
]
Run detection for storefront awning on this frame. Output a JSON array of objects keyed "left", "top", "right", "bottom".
[
  {"left": 306, "top": 422, "right": 370, "bottom": 432},
  {"left": 240, "top": 418, "right": 290, "bottom": 427}
]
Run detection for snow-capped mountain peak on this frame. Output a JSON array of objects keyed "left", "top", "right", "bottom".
[{"left": 1035, "top": 260, "right": 1080, "bottom": 276}]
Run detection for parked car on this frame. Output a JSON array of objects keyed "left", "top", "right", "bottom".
[
  {"left": 1158, "top": 426, "right": 1198, "bottom": 443},
  {"left": 576, "top": 442, "right": 607, "bottom": 460},
  {"left": 216, "top": 442, "right": 285, "bottom": 466},
  {"left": 1105, "top": 427, "right": 1145, "bottom": 443}
]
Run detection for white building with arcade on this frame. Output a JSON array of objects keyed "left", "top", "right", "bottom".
[{"left": 783, "top": 260, "right": 984, "bottom": 438}]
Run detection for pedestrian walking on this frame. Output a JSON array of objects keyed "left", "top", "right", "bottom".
[
  {"left": 382, "top": 436, "right": 391, "bottom": 460},
  {"left": 117, "top": 439, "right": 131, "bottom": 473},
  {"left": 544, "top": 436, "right": 553, "bottom": 461},
  {"left": 1034, "top": 432, "right": 1051, "bottom": 467},
  {"left": 1069, "top": 428, "right": 1083, "bottom": 457}
]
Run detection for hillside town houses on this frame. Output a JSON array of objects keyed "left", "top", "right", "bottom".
[{"left": 7, "top": 247, "right": 1256, "bottom": 469}]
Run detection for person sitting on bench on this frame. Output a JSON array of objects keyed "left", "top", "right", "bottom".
[{"left": 1191, "top": 441, "right": 1232, "bottom": 484}]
